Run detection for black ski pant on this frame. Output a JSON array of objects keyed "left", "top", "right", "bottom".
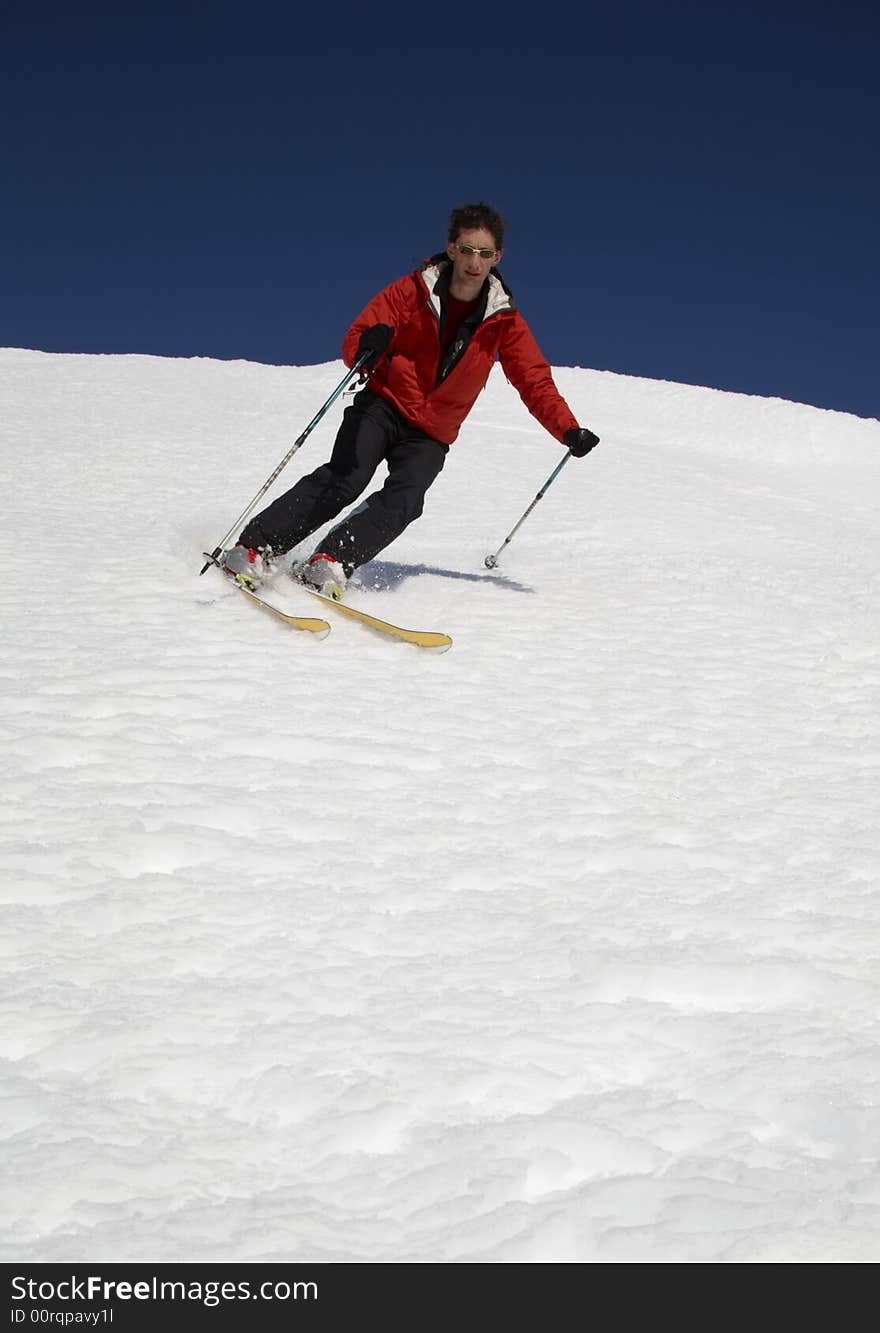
[{"left": 239, "top": 390, "right": 448, "bottom": 574}]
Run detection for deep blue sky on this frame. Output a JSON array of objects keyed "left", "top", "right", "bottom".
[{"left": 3, "top": 1, "right": 878, "bottom": 419}]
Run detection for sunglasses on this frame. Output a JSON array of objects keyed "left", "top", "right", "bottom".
[{"left": 454, "top": 243, "right": 498, "bottom": 260}]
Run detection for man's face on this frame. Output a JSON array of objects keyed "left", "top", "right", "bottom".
[{"left": 446, "top": 227, "right": 501, "bottom": 296}]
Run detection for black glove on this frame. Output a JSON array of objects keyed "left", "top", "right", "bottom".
[
  {"left": 564, "top": 426, "right": 600, "bottom": 457},
  {"left": 356, "top": 323, "right": 394, "bottom": 370}
]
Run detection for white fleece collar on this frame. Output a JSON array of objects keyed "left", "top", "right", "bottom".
[{"left": 420, "top": 263, "right": 514, "bottom": 321}]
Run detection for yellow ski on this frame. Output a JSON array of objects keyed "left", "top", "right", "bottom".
[
  {"left": 205, "top": 552, "right": 450, "bottom": 648},
  {"left": 300, "top": 587, "right": 452, "bottom": 651},
  {"left": 203, "top": 553, "right": 330, "bottom": 637},
  {"left": 235, "top": 582, "right": 331, "bottom": 637}
]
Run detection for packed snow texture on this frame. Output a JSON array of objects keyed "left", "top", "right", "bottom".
[{"left": 2, "top": 348, "right": 879, "bottom": 1262}]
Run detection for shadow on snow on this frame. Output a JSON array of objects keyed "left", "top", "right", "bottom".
[{"left": 354, "top": 559, "right": 534, "bottom": 595}]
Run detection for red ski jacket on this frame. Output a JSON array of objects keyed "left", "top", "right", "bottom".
[{"left": 341, "top": 257, "right": 579, "bottom": 446}]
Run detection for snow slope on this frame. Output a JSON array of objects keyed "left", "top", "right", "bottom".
[{"left": 2, "top": 347, "right": 879, "bottom": 1262}]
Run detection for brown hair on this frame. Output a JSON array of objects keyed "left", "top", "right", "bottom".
[{"left": 447, "top": 202, "right": 505, "bottom": 250}]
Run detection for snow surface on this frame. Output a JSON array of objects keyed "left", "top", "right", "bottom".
[{"left": 2, "top": 347, "right": 880, "bottom": 1263}]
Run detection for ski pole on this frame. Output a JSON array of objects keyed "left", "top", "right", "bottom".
[
  {"left": 483, "top": 449, "right": 572, "bottom": 569},
  {"left": 200, "top": 352, "right": 372, "bottom": 574}
]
